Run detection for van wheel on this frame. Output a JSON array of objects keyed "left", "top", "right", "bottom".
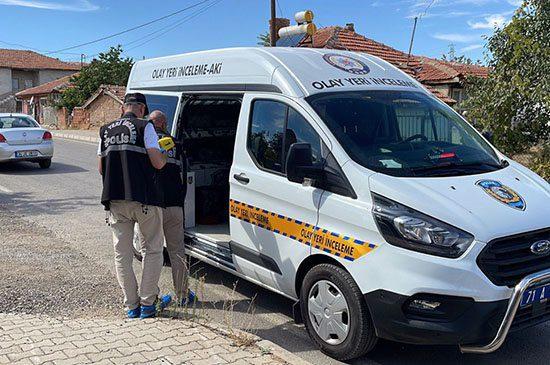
[{"left": 300, "top": 263, "right": 377, "bottom": 360}]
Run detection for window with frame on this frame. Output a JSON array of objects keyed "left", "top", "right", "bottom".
[{"left": 248, "top": 100, "right": 322, "bottom": 174}]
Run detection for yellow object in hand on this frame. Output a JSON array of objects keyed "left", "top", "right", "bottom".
[{"left": 158, "top": 136, "right": 175, "bottom": 152}]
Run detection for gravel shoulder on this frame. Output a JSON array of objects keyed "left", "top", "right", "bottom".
[{"left": 0, "top": 206, "right": 121, "bottom": 318}]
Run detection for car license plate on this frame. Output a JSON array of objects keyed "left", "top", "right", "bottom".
[
  {"left": 15, "top": 150, "right": 38, "bottom": 158},
  {"left": 520, "top": 283, "right": 550, "bottom": 307}
]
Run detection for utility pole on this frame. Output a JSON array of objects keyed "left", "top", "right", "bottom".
[
  {"left": 407, "top": 16, "right": 418, "bottom": 65},
  {"left": 270, "top": 0, "right": 277, "bottom": 47}
]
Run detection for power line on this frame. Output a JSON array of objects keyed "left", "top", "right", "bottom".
[
  {"left": 45, "top": 0, "right": 211, "bottom": 55},
  {"left": 123, "top": 0, "right": 223, "bottom": 54},
  {"left": 419, "top": 0, "right": 437, "bottom": 19},
  {"left": 0, "top": 40, "right": 81, "bottom": 55},
  {"left": 276, "top": 0, "right": 284, "bottom": 20}
]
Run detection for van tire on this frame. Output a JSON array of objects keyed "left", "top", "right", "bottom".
[{"left": 300, "top": 263, "right": 377, "bottom": 360}]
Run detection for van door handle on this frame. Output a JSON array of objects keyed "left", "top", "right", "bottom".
[{"left": 233, "top": 173, "right": 250, "bottom": 184}]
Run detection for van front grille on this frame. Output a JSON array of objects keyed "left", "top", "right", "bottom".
[
  {"left": 511, "top": 299, "right": 550, "bottom": 332},
  {"left": 477, "top": 228, "right": 550, "bottom": 287}
]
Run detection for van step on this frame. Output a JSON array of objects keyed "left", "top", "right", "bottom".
[{"left": 185, "top": 235, "right": 234, "bottom": 268}]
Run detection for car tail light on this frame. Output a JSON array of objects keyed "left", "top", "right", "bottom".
[
  {"left": 0, "top": 133, "right": 5, "bottom": 143},
  {"left": 43, "top": 131, "right": 52, "bottom": 140}
]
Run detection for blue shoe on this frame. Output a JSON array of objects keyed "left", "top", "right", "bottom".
[
  {"left": 127, "top": 307, "right": 141, "bottom": 319},
  {"left": 181, "top": 290, "right": 196, "bottom": 306},
  {"left": 159, "top": 294, "right": 172, "bottom": 310},
  {"left": 140, "top": 304, "right": 157, "bottom": 319}
]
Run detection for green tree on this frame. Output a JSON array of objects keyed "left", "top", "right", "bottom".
[
  {"left": 59, "top": 46, "right": 133, "bottom": 111},
  {"left": 257, "top": 31, "right": 271, "bottom": 47},
  {"left": 441, "top": 44, "right": 480, "bottom": 65},
  {"left": 463, "top": 0, "right": 549, "bottom": 155}
]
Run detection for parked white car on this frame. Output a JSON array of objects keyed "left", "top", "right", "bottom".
[{"left": 0, "top": 113, "right": 54, "bottom": 168}]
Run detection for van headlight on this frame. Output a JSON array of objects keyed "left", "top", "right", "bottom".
[{"left": 372, "top": 193, "right": 474, "bottom": 258}]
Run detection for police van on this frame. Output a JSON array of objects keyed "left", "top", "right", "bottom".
[{"left": 126, "top": 47, "right": 550, "bottom": 360}]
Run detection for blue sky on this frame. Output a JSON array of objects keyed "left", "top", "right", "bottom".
[{"left": 0, "top": 0, "right": 523, "bottom": 63}]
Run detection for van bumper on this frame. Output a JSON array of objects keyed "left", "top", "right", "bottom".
[
  {"left": 365, "top": 268, "right": 550, "bottom": 349},
  {"left": 364, "top": 289, "right": 508, "bottom": 346}
]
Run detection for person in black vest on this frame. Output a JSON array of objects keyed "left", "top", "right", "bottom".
[
  {"left": 136, "top": 110, "right": 193, "bottom": 305},
  {"left": 98, "top": 93, "right": 171, "bottom": 319}
]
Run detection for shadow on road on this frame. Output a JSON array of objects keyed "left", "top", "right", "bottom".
[
  {"left": 0, "top": 161, "right": 88, "bottom": 175},
  {"left": 0, "top": 191, "right": 97, "bottom": 216}
]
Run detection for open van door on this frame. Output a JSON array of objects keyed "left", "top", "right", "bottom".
[{"left": 229, "top": 93, "right": 326, "bottom": 296}]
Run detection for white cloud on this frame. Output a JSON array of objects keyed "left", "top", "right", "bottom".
[
  {"left": 0, "top": 0, "right": 98, "bottom": 11},
  {"left": 507, "top": 0, "right": 523, "bottom": 6},
  {"left": 468, "top": 14, "right": 507, "bottom": 29},
  {"left": 433, "top": 33, "right": 482, "bottom": 43},
  {"left": 461, "top": 44, "right": 483, "bottom": 52}
]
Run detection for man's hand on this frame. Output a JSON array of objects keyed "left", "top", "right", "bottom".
[{"left": 158, "top": 136, "right": 176, "bottom": 153}]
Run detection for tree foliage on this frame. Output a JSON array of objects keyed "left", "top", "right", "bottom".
[
  {"left": 58, "top": 46, "right": 133, "bottom": 111},
  {"left": 463, "top": 0, "right": 549, "bottom": 154},
  {"left": 441, "top": 44, "right": 480, "bottom": 65},
  {"left": 257, "top": 31, "right": 271, "bottom": 47}
]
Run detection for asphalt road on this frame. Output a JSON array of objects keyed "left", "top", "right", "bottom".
[{"left": 0, "top": 138, "right": 548, "bottom": 365}]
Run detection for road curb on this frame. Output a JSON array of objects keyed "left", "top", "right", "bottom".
[
  {"left": 52, "top": 130, "right": 99, "bottom": 143},
  {"left": 200, "top": 320, "right": 313, "bottom": 365}
]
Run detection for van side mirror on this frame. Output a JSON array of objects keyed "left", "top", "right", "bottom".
[
  {"left": 482, "top": 130, "right": 494, "bottom": 144},
  {"left": 286, "top": 143, "right": 323, "bottom": 184}
]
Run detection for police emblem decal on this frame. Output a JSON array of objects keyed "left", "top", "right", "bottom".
[
  {"left": 323, "top": 53, "right": 370, "bottom": 75},
  {"left": 476, "top": 179, "right": 526, "bottom": 211}
]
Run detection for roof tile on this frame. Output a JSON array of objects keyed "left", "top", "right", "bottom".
[{"left": 0, "top": 49, "right": 82, "bottom": 71}]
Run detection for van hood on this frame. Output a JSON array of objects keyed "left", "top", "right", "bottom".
[{"left": 368, "top": 162, "right": 550, "bottom": 243}]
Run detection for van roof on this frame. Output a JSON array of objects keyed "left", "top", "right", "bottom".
[{"left": 127, "top": 47, "right": 428, "bottom": 98}]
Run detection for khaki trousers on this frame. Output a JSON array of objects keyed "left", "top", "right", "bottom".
[
  {"left": 109, "top": 200, "right": 163, "bottom": 309},
  {"left": 138, "top": 206, "right": 188, "bottom": 302}
]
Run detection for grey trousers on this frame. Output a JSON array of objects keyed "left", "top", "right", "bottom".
[
  {"left": 137, "top": 206, "right": 188, "bottom": 302},
  {"left": 109, "top": 200, "right": 163, "bottom": 310}
]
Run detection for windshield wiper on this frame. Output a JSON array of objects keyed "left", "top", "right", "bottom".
[{"left": 411, "top": 161, "right": 503, "bottom": 176}]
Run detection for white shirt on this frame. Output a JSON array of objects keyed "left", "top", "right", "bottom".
[{"left": 97, "top": 122, "right": 159, "bottom": 156}]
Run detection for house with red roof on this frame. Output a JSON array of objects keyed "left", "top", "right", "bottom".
[
  {"left": 15, "top": 74, "right": 75, "bottom": 124},
  {"left": 297, "top": 23, "right": 489, "bottom": 109},
  {"left": 0, "top": 49, "right": 82, "bottom": 113}
]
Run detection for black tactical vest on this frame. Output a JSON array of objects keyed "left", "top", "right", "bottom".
[
  {"left": 99, "top": 113, "right": 164, "bottom": 209},
  {"left": 156, "top": 129, "right": 187, "bottom": 207}
]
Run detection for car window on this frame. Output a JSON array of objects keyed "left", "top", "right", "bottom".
[
  {"left": 248, "top": 100, "right": 287, "bottom": 173},
  {"left": 285, "top": 108, "right": 322, "bottom": 165},
  {"left": 0, "top": 116, "right": 38, "bottom": 129},
  {"left": 144, "top": 94, "right": 179, "bottom": 133},
  {"left": 248, "top": 100, "right": 324, "bottom": 174},
  {"left": 308, "top": 91, "right": 502, "bottom": 177}
]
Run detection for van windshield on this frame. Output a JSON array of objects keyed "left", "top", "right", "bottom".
[{"left": 307, "top": 90, "right": 505, "bottom": 177}]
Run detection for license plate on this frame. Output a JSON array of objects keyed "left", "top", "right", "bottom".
[
  {"left": 15, "top": 150, "right": 38, "bottom": 158},
  {"left": 520, "top": 283, "right": 550, "bottom": 307}
]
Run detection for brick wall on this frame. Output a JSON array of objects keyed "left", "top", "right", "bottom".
[
  {"left": 57, "top": 107, "right": 69, "bottom": 129},
  {"left": 88, "top": 94, "right": 122, "bottom": 129},
  {"left": 71, "top": 107, "right": 89, "bottom": 129}
]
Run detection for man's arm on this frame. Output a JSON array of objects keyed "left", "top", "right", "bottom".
[
  {"left": 97, "top": 140, "right": 103, "bottom": 175},
  {"left": 144, "top": 122, "right": 166, "bottom": 170},
  {"left": 147, "top": 148, "right": 167, "bottom": 170}
]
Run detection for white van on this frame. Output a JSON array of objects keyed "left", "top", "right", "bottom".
[{"left": 127, "top": 47, "right": 550, "bottom": 360}]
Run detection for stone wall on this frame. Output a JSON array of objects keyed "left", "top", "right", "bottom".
[
  {"left": 71, "top": 107, "right": 89, "bottom": 129},
  {"left": 87, "top": 94, "right": 122, "bottom": 129},
  {"left": 0, "top": 68, "right": 11, "bottom": 95}
]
